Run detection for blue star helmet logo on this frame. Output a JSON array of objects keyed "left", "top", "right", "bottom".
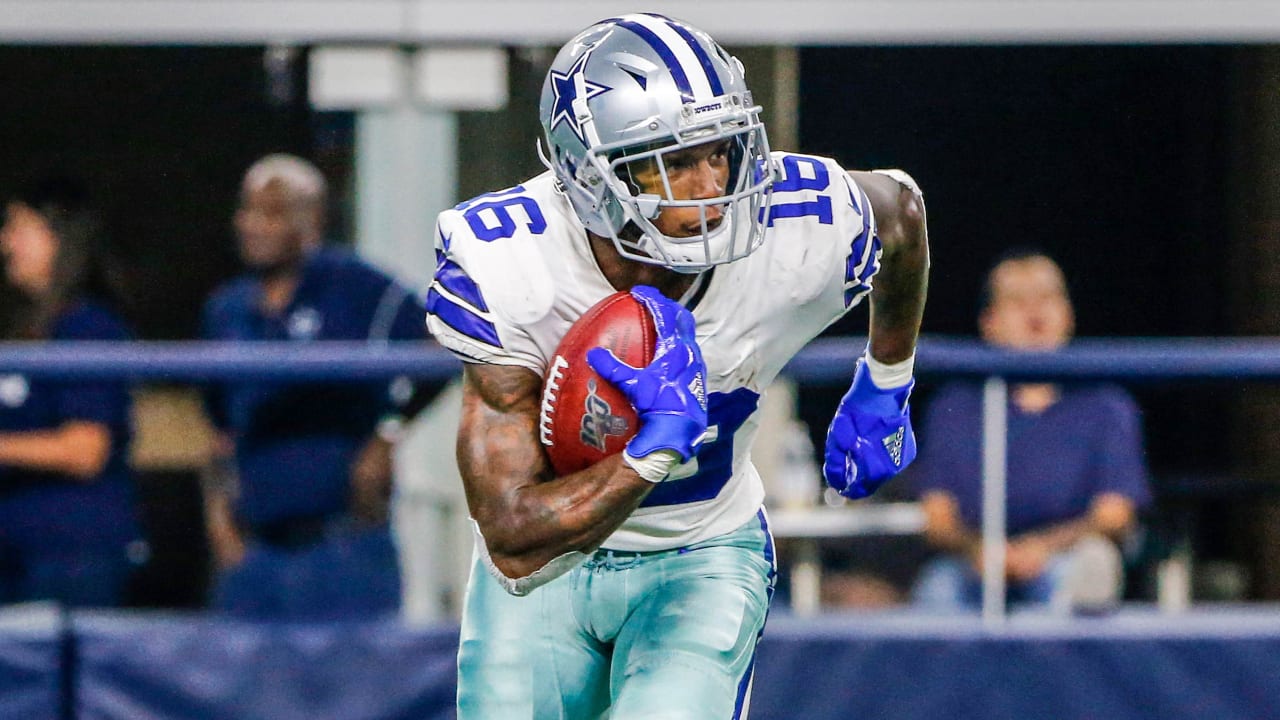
[{"left": 548, "top": 47, "right": 611, "bottom": 147}]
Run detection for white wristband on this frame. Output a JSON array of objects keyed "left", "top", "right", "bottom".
[
  {"left": 623, "top": 449, "right": 682, "bottom": 483},
  {"left": 864, "top": 351, "right": 915, "bottom": 389}
]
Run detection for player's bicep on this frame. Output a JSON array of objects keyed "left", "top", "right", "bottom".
[
  {"left": 457, "top": 362, "right": 552, "bottom": 526},
  {"left": 850, "top": 169, "right": 929, "bottom": 362},
  {"left": 848, "top": 170, "right": 926, "bottom": 257}
]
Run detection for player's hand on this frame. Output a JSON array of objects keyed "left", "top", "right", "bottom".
[
  {"left": 822, "top": 358, "right": 916, "bottom": 499},
  {"left": 586, "top": 285, "right": 708, "bottom": 462}
]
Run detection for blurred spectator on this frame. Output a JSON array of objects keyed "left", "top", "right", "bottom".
[
  {"left": 821, "top": 569, "right": 904, "bottom": 610},
  {"left": 201, "top": 154, "right": 430, "bottom": 620},
  {"left": 910, "top": 249, "right": 1152, "bottom": 612},
  {"left": 0, "top": 176, "right": 143, "bottom": 607}
]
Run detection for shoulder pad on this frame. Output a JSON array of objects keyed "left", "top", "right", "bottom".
[{"left": 435, "top": 204, "right": 555, "bottom": 328}]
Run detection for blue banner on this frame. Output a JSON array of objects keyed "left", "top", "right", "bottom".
[
  {"left": 49, "top": 607, "right": 1280, "bottom": 720},
  {"left": 74, "top": 612, "right": 457, "bottom": 720},
  {"left": 752, "top": 610, "right": 1280, "bottom": 720},
  {"left": 0, "top": 605, "right": 63, "bottom": 720}
]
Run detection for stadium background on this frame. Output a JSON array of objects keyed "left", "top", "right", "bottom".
[{"left": 1, "top": 2, "right": 1279, "bottom": 718}]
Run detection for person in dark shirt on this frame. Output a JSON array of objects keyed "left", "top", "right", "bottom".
[
  {"left": 0, "top": 176, "right": 141, "bottom": 607},
  {"left": 911, "top": 250, "right": 1152, "bottom": 611},
  {"left": 201, "top": 154, "right": 430, "bottom": 619}
]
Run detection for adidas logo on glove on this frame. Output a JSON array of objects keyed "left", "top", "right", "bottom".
[{"left": 882, "top": 427, "right": 906, "bottom": 467}]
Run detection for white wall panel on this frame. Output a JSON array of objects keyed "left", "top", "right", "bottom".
[{"left": 1, "top": 1, "right": 1278, "bottom": 45}]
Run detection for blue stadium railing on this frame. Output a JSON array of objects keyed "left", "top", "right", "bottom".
[{"left": 4, "top": 335, "right": 1280, "bottom": 381}]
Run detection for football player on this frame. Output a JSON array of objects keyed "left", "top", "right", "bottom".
[{"left": 426, "top": 13, "right": 929, "bottom": 719}]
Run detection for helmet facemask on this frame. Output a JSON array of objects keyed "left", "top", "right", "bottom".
[{"left": 595, "top": 110, "right": 774, "bottom": 272}]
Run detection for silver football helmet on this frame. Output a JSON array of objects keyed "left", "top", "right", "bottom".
[{"left": 539, "top": 13, "right": 776, "bottom": 272}]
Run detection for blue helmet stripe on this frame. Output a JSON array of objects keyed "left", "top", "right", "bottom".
[
  {"left": 426, "top": 287, "right": 502, "bottom": 348},
  {"left": 646, "top": 13, "right": 725, "bottom": 96},
  {"left": 615, "top": 18, "right": 695, "bottom": 101}
]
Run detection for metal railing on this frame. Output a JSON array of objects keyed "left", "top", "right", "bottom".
[{"left": 5, "top": 335, "right": 1280, "bottom": 382}]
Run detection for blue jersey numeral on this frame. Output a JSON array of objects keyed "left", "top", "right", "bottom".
[
  {"left": 640, "top": 388, "right": 760, "bottom": 508},
  {"left": 774, "top": 155, "right": 831, "bottom": 193},
  {"left": 763, "top": 155, "right": 833, "bottom": 226},
  {"left": 457, "top": 186, "right": 547, "bottom": 241}
]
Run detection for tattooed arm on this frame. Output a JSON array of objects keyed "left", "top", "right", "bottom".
[{"left": 458, "top": 362, "right": 654, "bottom": 580}]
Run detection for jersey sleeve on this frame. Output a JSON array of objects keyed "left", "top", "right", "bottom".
[
  {"left": 836, "top": 169, "right": 883, "bottom": 312},
  {"left": 761, "top": 153, "right": 882, "bottom": 333},
  {"left": 424, "top": 200, "right": 554, "bottom": 374}
]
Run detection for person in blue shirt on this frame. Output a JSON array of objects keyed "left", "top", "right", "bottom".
[
  {"left": 201, "top": 154, "right": 430, "bottom": 619},
  {"left": 911, "top": 249, "right": 1152, "bottom": 611},
  {"left": 0, "top": 176, "right": 141, "bottom": 607}
]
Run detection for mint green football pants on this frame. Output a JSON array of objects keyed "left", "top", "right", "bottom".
[{"left": 456, "top": 511, "right": 776, "bottom": 720}]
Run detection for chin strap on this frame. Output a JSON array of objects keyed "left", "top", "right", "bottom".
[{"left": 472, "top": 520, "right": 590, "bottom": 597}]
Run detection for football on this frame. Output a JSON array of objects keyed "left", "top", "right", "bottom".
[{"left": 540, "top": 291, "right": 656, "bottom": 476}]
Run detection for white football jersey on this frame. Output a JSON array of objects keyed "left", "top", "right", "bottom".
[{"left": 427, "top": 152, "right": 882, "bottom": 551}]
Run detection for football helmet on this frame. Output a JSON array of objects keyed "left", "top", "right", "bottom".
[{"left": 539, "top": 13, "right": 776, "bottom": 272}]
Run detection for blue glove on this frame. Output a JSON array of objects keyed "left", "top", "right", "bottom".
[
  {"left": 587, "top": 285, "right": 708, "bottom": 462},
  {"left": 823, "top": 359, "right": 917, "bottom": 499}
]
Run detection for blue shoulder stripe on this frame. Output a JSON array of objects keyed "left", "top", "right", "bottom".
[
  {"left": 426, "top": 287, "right": 502, "bottom": 348},
  {"left": 435, "top": 254, "right": 490, "bottom": 313},
  {"left": 433, "top": 226, "right": 490, "bottom": 312}
]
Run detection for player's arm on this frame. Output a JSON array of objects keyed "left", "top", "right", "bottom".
[
  {"left": 852, "top": 169, "right": 929, "bottom": 364},
  {"left": 821, "top": 170, "right": 930, "bottom": 499},
  {"left": 458, "top": 361, "right": 654, "bottom": 584},
  {"left": 459, "top": 286, "right": 707, "bottom": 594}
]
